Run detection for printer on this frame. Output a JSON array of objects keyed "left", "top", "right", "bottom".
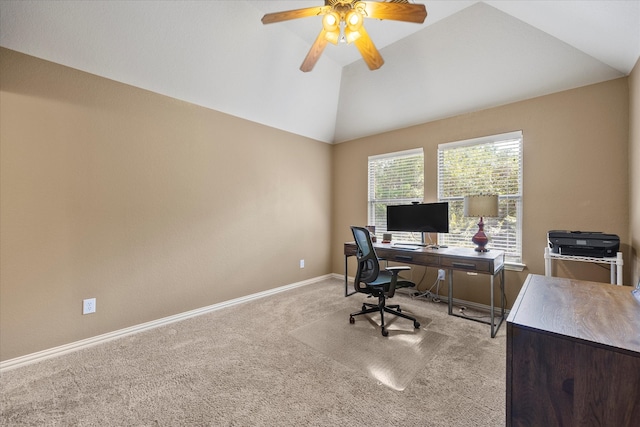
[{"left": 548, "top": 230, "right": 620, "bottom": 258}]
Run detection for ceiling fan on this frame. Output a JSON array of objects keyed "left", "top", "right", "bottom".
[{"left": 261, "top": 0, "right": 427, "bottom": 72}]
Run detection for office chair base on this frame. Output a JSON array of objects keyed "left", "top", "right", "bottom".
[{"left": 349, "top": 301, "right": 420, "bottom": 336}]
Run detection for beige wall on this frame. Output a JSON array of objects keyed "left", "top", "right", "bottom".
[
  {"left": 0, "top": 48, "right": 332, "bottom": 361},
  {"left": 631, "top": 58, "right": 640, "bottom": 288},
  {"left": 332, "top": 78, "right": 630, "bottom": 307},
  {"left": 2, "top": 46, "right": 635, "bottom": 363}
]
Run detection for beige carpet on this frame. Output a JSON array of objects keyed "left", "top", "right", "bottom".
[
  {"left": 0, "top": 278, "right": 506, "bottom": 426},
  {"left": 290, "top": 308, "right": 448, "bottom": 391}
]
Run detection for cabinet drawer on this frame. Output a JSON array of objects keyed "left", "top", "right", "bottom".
[{"left": 440, "top": 257, "right": 491, "bottom": 273}]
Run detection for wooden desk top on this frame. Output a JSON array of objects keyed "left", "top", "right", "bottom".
[
  {"left": 344, "top": 241, "right": 504, "bottom": 275},
  {"left": 344, "top": 241, "right": 504, "bottom": 259},
  {"left": 508, "top": 274, "right": 640, "bottom": 355}
]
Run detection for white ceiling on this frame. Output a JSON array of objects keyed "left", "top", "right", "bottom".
[{"left": 1, "top": 1, "right": 639, "bottom": 143}]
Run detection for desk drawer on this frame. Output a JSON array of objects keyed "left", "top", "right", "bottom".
[
  {"left": 441, "top": 257, "right": 492, "bottom": 273},
  {"left": 385, "top": 251, "right": 439, "bottom": 267},
  {"left": 344, "top": 243, "right": 357, "bottom": 257}
]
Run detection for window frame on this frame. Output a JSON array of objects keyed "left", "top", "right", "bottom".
[
  {"left": 367, "top": 148, "right": 425, "bottom": 243},
  {"left": 437, "top": 131, "right": 523, "bottom": 265}
]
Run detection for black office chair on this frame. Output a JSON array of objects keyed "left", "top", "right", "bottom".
[{"left": 349, "top": 226, "right": 421, "bottom": 336}]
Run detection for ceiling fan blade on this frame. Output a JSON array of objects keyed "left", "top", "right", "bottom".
[
  {"left": 300, "top": 30, "right": 330, "bottom": 72},
  {"left": 358, "top": 1, "right": 427, "bottom": 23},
  {"left": 352, "top": 26, "right": 384, "bottom": 70},
  {"left": 262, "top": 6, "right": 329, "bottom": 25}
]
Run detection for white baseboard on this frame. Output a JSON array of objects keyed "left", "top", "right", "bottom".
[{"left": 0, "top": 274, "right": 333, "bottom": 372}]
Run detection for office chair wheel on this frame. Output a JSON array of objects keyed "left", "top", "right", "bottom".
[
  {"left": 349, "top": 316, "right": 355, "bottom": 324},
  {"left": 381, "top": 328, "right": 388, "bottom": 337},
  {"left": 414, "top": 321, "right": 420, "bottom": 329}
]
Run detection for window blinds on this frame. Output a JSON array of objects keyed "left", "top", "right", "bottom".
[
  {"left": 438, "top": 132, "right": 523, "bottom": 261},
  {"left": 368, "top": 148, "right": 424, "bottom": 240}
]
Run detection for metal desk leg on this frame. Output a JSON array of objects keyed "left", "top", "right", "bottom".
[
  {"left": 344, "top": 255, "right": 350, "bottom": 296},
  {"left": 447, "top": 269, "right": 454, "bottom": 315},
  {"left": 490, "top": 268, "right": 506, "bottom": 338},
  {"left": 490, "top": 274, "right": 495, "bottom": 337},
  {"left": 344, "top": 255, "right": 356, "bottom": 297},
  {"left": 447, "top": 266, "right": 505, "bottom": 338},
  {"left": 501, "top": 268, "right": 506, "bottom": 318}
]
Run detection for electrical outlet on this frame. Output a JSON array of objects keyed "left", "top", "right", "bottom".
[
  {"left": 299, "top": 259, "right": 305, "bottom": 268},
  {"left": 438, "top": 269, "right": 445, "bottom": 281},
  {"left": 83, "top": 298, "right": 96, "bottom": 315}
]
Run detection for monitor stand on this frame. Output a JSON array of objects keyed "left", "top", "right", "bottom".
[{"left": 422, "top": 232, "right": 439, "bottom": 249}]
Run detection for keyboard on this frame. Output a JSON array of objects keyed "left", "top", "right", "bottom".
[{"left": 392, "top": 243, "right": 422, "bottom": 250}]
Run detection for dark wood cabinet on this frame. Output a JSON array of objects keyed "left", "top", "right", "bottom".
[{"left": 506, "top": 274, "right": 640, "bottom": 426}]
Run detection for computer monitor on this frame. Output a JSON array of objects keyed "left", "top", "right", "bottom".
[{"left": 386, "top": 202, "right": 449, "bottom": 234}]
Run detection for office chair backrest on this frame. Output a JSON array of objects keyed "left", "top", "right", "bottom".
[{"left": 351, "top": 226, "right": 380, "bottom": 290}]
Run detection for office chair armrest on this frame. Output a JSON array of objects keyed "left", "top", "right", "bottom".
[
  {"left": 385, "top": 266, "right": 411, "bottom": 273},
  {"left": 385, "top": 266, "right": 411, "bottom": 297}
]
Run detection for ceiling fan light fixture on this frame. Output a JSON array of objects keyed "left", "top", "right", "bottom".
[
  {"left": 261, "top": 0, "right": 428, "bottom": 72},
  {"left": 322, "top": 12, "right": 340, "bottom": 32},
  {"left": 345, "top": 10, "right": 363, "bottom": 31},
  {"left": 325, "top": 30, "right": 340, "bottom": 45},
  {"left": 322, "top": 12, "right": 340, "bottom": 44},
  {"left": 345, "top": 28, "right": 361, "bottom": 44}
]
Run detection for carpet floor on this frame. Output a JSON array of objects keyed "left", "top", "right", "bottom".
[
  {"left": 290, "top": 307, "right": 449, "bottom": 391},
  {"left": 0, "top": 277, "right": 506, "bottom": 426}
]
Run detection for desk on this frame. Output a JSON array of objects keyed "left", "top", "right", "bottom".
[
  {"left": 506, "top": 274, "right": 640, "bottom": 425},
  {"left": 344, "top": 242, "right": 506, "bottom": 338}
]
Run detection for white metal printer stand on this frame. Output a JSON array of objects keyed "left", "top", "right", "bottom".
[{"left": 544, "top": 246, "right": 623, "bottom": 285}]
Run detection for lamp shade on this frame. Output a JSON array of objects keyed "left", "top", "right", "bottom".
[{"left": 464, "top": 195, "right": 499, "bottom": 218}]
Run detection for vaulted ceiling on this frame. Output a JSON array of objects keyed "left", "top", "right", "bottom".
[{"left": 1, "top": 1, "right": 639, "bottom": 143}]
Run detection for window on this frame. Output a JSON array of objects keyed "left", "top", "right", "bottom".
[
  {"left": 368, "top": 148, "right": 424, "bottom": 242},
  {"left": 438, "top": 131, "right": 523, "bottom": 264}
]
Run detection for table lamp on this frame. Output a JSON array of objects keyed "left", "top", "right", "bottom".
[{"left": 464, "top": 194, "right": 499, "bottom": 252}]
